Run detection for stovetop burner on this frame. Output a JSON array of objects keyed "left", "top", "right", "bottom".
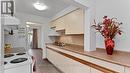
[
  {"left": 4, "top": 54, "right": 14, "bottom": 58},
  {"left": 10, "top": 58, "right": 28, "bottom": 63},
  {"left": 16, "top": 52, "right": 26, "bottom": 55},
  {"left": 4, "top": 61, "right": 7, "bottom": 65}
]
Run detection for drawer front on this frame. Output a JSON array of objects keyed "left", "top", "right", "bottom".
[
  {"left": 48, "top": 46, "right": 91, "bottom": 62},
  {"left": 91, "top": 68, "right": 103, "bottom": 73},
  {"left": 47, "top": 46, "right": 124, "bottom": 73},
  {"left": 62, "top": 50, "right": 91, "bottom": 62},
  {"left": 125, "top": 67, "right": 130, "bottom": 73},
  {"left": 47, "top": 49, "right": 91, "bottom": 73},
  {"left": 90, "top": 57, "right": 124, "bottom": 73}
]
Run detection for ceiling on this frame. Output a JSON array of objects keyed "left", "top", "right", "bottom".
[{"left": 15, "top": 0, "right": 72, "bottom": 18}]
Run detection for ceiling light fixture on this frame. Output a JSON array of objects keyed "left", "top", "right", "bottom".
[
  {"left": 33, "top": 1, "right": 48, "bottom": 11},
  {"left": 26, "top": 25, "right": 30, "bottom": 28},
  {"left": 26, "top": 22, "right": 36, "bottom": 25}
]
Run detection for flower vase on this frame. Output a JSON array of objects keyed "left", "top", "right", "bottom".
[{"left": 105, "top": 38, "right": 115, "bottom": 55}]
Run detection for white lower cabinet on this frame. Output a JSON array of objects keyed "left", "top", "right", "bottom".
[
  {"left": 89, "top": 57, "right": 124, "bottom": 73},
  {"left": 47, "top": 49, "right": 91, "bottom": 73},
  {"left": 91, "top": 68, "right": 103, "bottom": 73},
  {"left": 47, "top": 48, "right": 128, "bottom": 73},
  {"left": 125, "top": 67, "right": 130, "bottom": 73}
]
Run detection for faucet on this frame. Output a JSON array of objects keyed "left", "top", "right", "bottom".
[
  {"left": 61, "top": 42, "right": 65, "bottom": 47},
  {"left": 54, "top": 42, "right": 66, "bottom": 48}
]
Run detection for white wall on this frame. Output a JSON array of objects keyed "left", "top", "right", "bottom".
[
  {"left": 40, "top": 23, "right": 57, "bottom": 58},
  {"left": 73, "top": 0, "right": 96, "bottom": 51},
  {"left": 95, "top": 0, "right": 130, "bottom": 52},
  {"left": 0, "top": 0, "right": 2, "bottom": 69},
  {"left": 15, "top": 12, "right": 50, "bottom": 49},
  {"left": 0, "top": 15, "right": 4, "bottom": 73},
  {"left": 15, "top": 12, "right": 55, "bottom": 58},
  {"left": 4, "top": 30, "right": 25, "bottom": 48},
  {"left": 0, "top": 18, "right": 4, "bottom": 72}
]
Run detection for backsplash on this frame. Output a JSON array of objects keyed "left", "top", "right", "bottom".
[{"left": 56, "top": 35, "right": 84, "bottom": 46}]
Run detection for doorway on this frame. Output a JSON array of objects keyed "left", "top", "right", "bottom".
[
  {"left": 32, "top": 29, "right": 38, "bottom": 49},
  {"left": 27, "top": 28, "right": 33, "bottom": 49},
  {"left": 27, "top": 27, "right": 39, "bottom": 49}
]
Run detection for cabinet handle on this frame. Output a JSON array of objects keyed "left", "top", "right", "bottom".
[{"left": 51, "top": 26, "right": 56, "bottom": 29}]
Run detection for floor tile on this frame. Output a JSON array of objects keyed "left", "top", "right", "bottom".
[{"left": 29, "top": 49, "right": 62, "bottom": 73}]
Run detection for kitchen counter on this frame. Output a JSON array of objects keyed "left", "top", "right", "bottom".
[
  {"left": 5, "top": 47, "right": 26, "bottom": 54},
  {"left": 46, "top": 44, "right": 130, "bottom": 68}
]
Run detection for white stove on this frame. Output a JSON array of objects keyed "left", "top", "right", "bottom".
[{"left": 4, "top": 52, "right": 33, "bottom": 73}]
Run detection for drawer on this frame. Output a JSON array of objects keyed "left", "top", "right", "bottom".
[
  {"left": 47, "top": 48, "right": 91, "bottom": 73},
  {"left": 90, "top": 57, "right": 124, "bottom": 73},
  {"left": 50, "top": 47, "right": 91, "bottom": 62},
  {"left": 63, "top": 50, "right": 91, "bottom": 62},
  {"left": 91, "top": 68, "right": 103, "bottom": 73},
  {"left": 47, "top": 46, "right": 125, "bottom": 73},
  {"left": 125, "top": 67, "right": 130, "bottom": 73}
]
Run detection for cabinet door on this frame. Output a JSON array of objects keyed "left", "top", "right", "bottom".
[
  {"left": 47, "top": 49, "right": 90, "bottom": 73},
  {"left": 50, "top": 21, "right": 56, "bottom": 29},
  {"left": 125, "top": 67, "right": 130, "bottom": 73},
  {"left": 46, "top": 49, "right": 57, "bottom": 65},
  {"left": 55, "top": 17, "right": 66, "bottom": 31},
  {"left": 65, "top": 8, "right": 84, "bottom": 34},
  {"left": 91, "top": 68, "right": 103, "bottom": 73},
  {"left": 51, "top": 17, "right": 65, "bottom": 31},
  {"left": 90, "top": 57, "right": 124, "bottom": 73}
]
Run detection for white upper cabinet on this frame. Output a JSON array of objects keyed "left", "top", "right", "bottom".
[
  {"left": 51, "top": 16, "right": 66, "bottom": 31},
  {"left": 64, "top": 8, "right": 84, "bottom": 34},
  {"left": 50, "top": 8, "right": 84, "bottom": 34}
]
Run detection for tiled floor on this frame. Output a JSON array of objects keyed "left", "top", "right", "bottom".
[{"left": 28, "top": 49, "right": 62, "bottom": 73}]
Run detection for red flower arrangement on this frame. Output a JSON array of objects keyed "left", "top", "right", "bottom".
[
  {"left": 92, "top": 16, "right": 122, "bottom": 39},
  {"left": 92, "top": 16, "right": 122, "bottom": 55}
]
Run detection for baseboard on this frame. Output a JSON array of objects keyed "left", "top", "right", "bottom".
[
  {"left": 32, "top": 48, "right": 42, "bottom": 50},
  {"left": 44, "top": 58, "right": 63, "bottom": 73},
  {"left": 43, "top": 58, "right": 47, "bottom": 60},
  {"left": 37, "top": 48, "right": 42, "bottom": 50}
]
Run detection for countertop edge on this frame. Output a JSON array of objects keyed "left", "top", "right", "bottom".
[{"left": 46, "top": 44, "right": 130, "bottom": 68}]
